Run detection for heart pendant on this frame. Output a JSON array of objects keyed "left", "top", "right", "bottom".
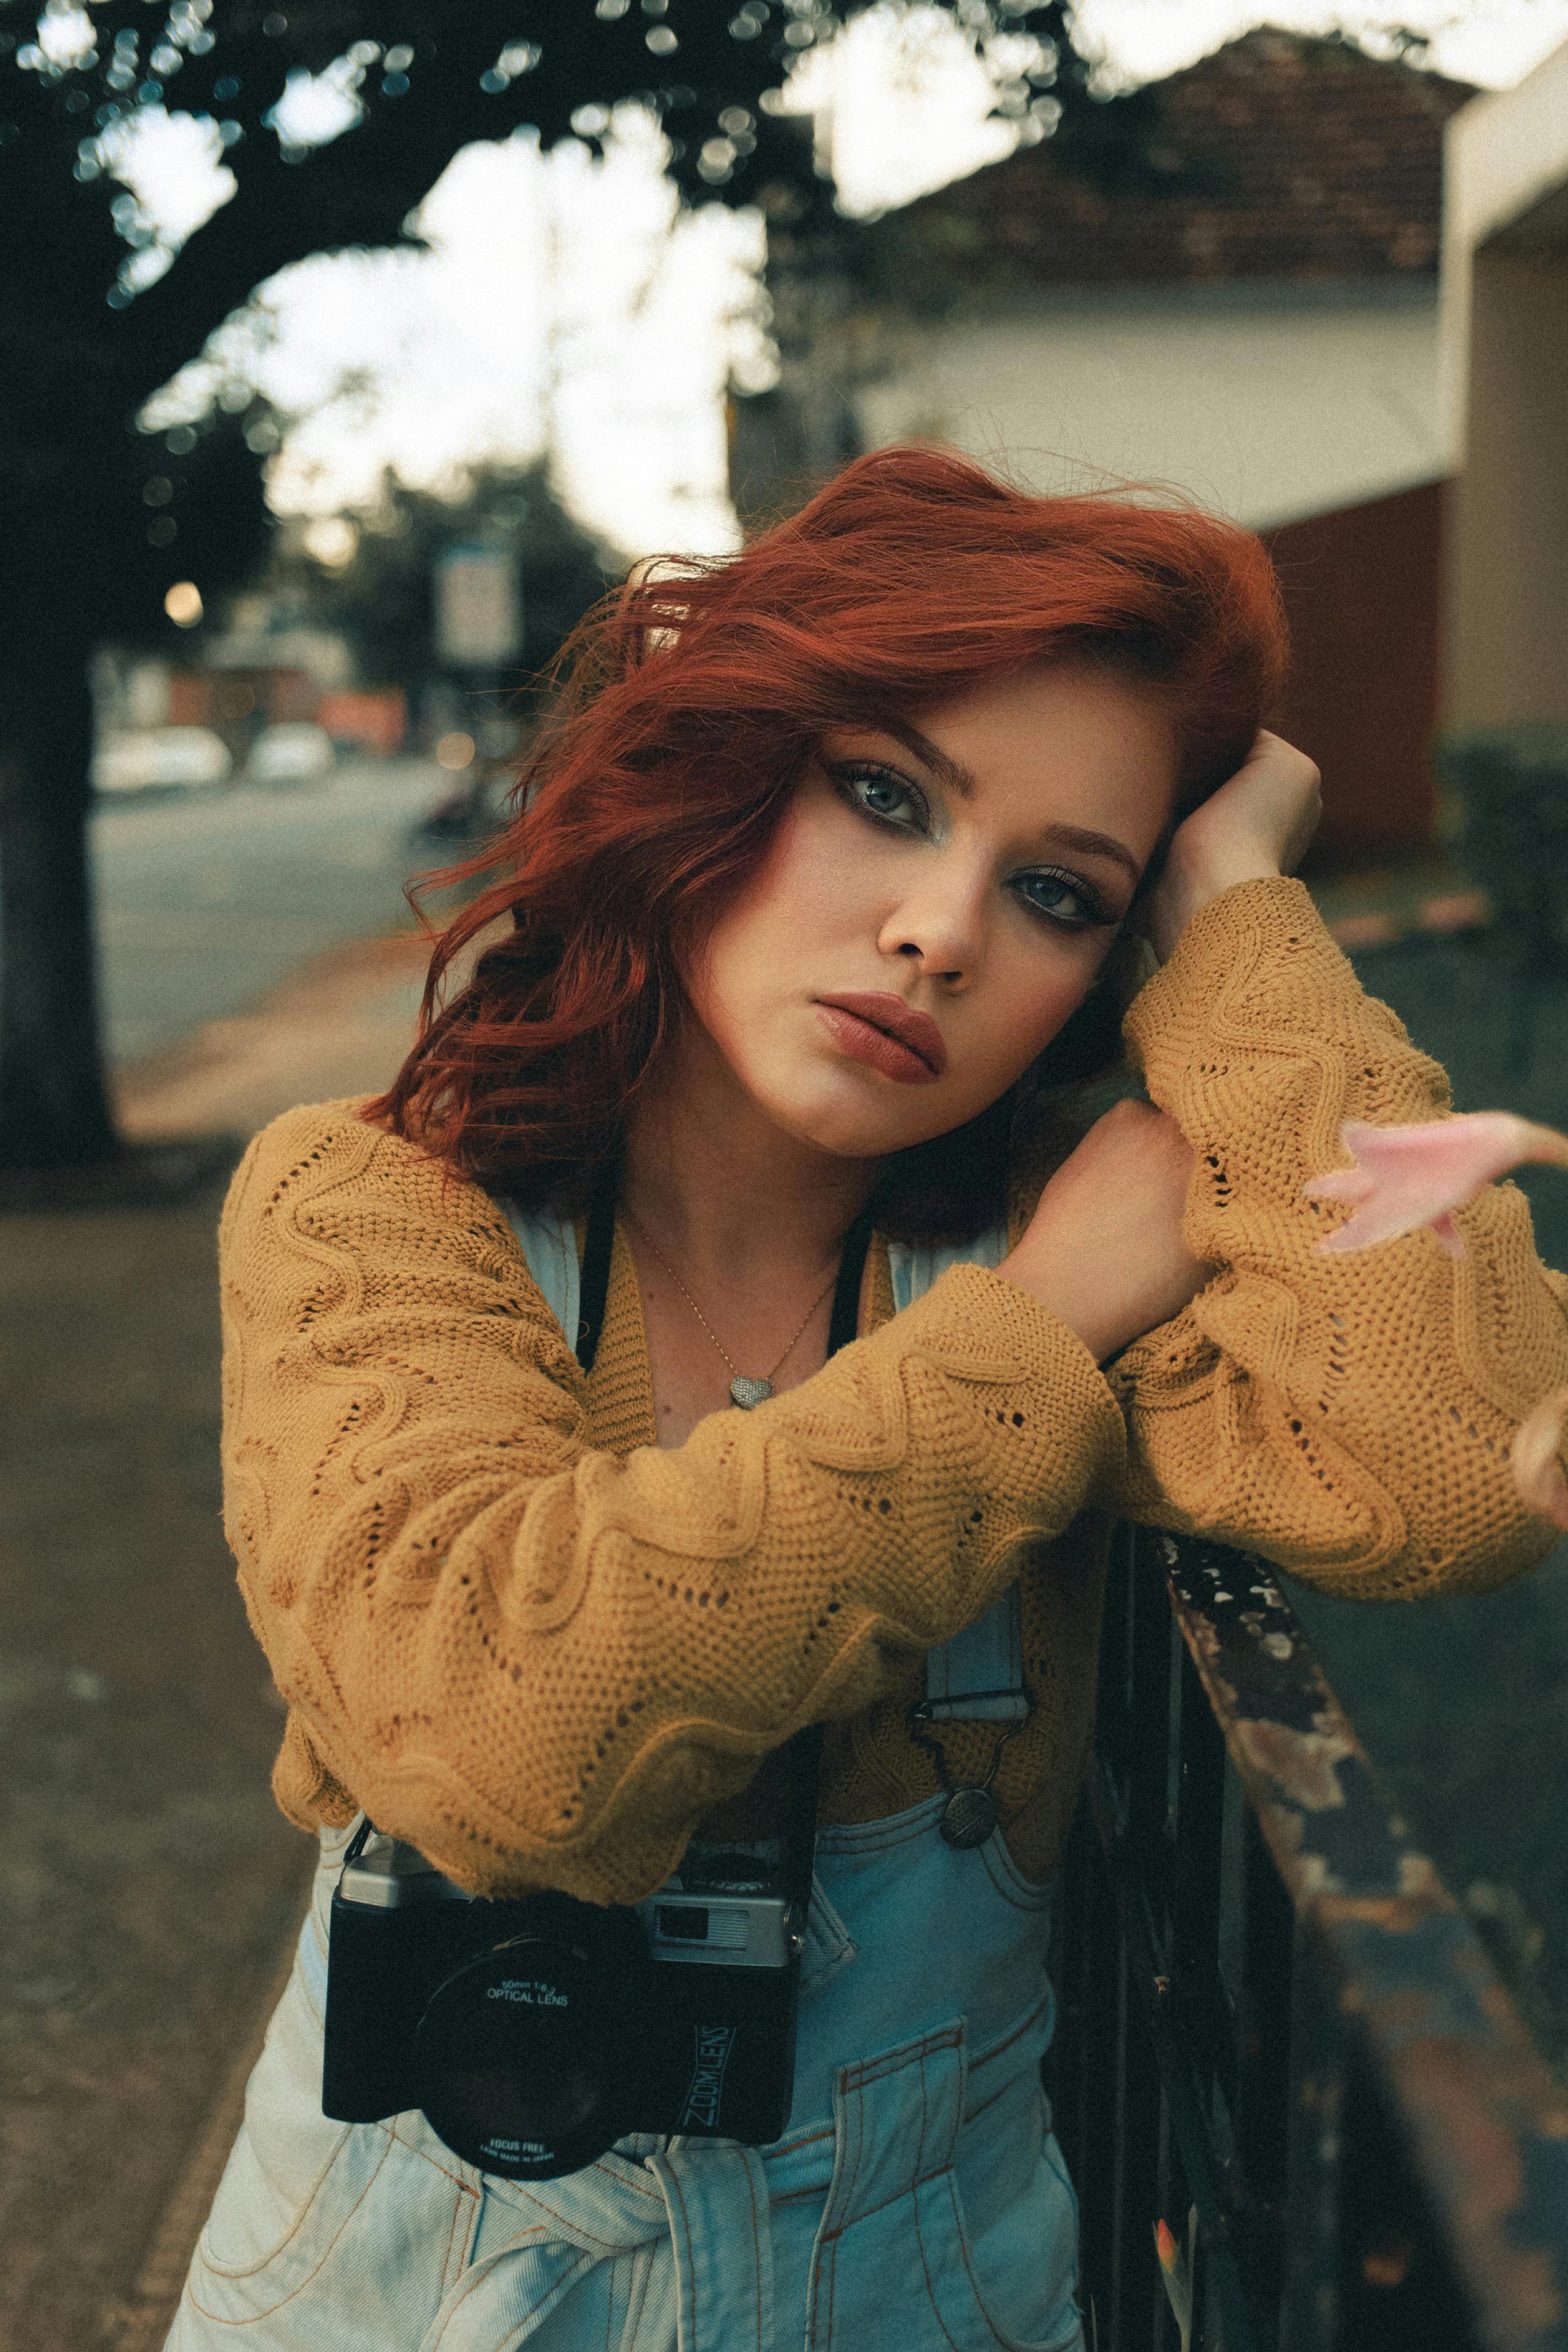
[
  {"left": 730, "top": 1376, "right": 773, "bottom": 1410},
  {"left": 939, "top": 1786, "right": 999, "bottom": 1850}
]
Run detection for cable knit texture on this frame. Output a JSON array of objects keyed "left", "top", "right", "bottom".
[
  {"left": 1111, "top": 878, "right": 1568, "bottom": 1595},
  {"left": 219, "top": 880, "right": 1568, "bottom": 1899}
]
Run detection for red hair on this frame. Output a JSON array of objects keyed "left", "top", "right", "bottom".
[{"left": 369, "top": 446, "right": 1287, "bottom": 1237}]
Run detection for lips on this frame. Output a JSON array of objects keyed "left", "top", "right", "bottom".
[{"left": 815, "top": 992, "right": 948, "bottom": 1078}]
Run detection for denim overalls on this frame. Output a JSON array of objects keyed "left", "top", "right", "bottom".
[{"left": 167, "top": 1222, "right": 1086, "bottom": 2352}]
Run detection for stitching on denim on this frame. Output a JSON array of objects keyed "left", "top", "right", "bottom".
[
  {"left": 391, "top": 2115, "right": 484, "bottom": 2196},
  {"left": 940, "top": 2165, "right": 1083, "bottom": 2352},
  {"left": 742, "top": 2155, "right": 766, "bottom": 2352},
  {"left": 193, "top": 2118, "right": 365, "bottom": 2281},
  {"left": 659, "top": 2161, "right": 700, "bottom": 2350},
  {"left": 438, "top": 2183, "right": 463, "bottom": 2292},
  {"left": 189, "top": 2133, "right": 396, "bottom": 2318},
  {"left": 620, "top": 2242, "right": 653, "bottom": 2351},
  {"left": 435, "top": 2245, "right": 593, "bottom": 2350},
  {"left": 915, "top": 2046, "right": 934, "bottom": 2186},
  {"left": 813, "top": 1793, "right": 949, "bottom": 1859},
  {"left": 910, "top": 2174, "right": 964, "bottom": 2350},
  {"left": 506, "top": 2197, "right": 650, "bottom": 2256},
  {"left": 943, "top": 2167, "right": 999, "bottom": 2348},
  {"left": 967, "top": 1993, "right": 1052, "bottom": 2083}
]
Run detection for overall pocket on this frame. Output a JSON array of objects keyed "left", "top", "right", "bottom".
[
  {"left": 805, "top": 2021, "right": 1083, "bottom": 2352},
  {"left": 183, "top": 1947, "right": 471, "bottom": 2338}
]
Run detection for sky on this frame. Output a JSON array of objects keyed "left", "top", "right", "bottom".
[{"left": 128, "top": 0, "right": 1568, "bottom": 564}]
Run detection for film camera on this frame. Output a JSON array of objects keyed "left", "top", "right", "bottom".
[{"left": 321, "top": 1732, "right": 820, "bottom": 2180}]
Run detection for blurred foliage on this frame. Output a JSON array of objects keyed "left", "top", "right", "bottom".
[
  {"left": 270, "top": 461, "right": 616, "bottom": 693},
  {"left": 0, "top": 1, "right": 1140, "bottom": 657}
]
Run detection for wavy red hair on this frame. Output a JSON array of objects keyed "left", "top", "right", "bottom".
[{"left": 369, "top": 446, "right": 1287, "bottom": 1237}]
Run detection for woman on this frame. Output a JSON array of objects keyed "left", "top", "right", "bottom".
[{"left": 170, "top": 449, "right": 1568, "bottom": 2351}]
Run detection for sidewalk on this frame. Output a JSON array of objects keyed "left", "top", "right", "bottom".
[{"left": 0, "top": 929, "right": 430, "bottom": 2352}]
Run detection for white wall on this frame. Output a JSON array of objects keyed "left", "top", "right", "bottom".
[
  {"left": 1440, "top": 36, "right": 1568, "bottom": 454},
  {"left": 1441, "top": 38, "right": 1568, "bottom": 729},
  {"left": 853, "top": 287, "right": 1443, "bottom": 533}
]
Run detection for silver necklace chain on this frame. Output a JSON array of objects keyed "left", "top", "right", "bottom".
[{"left": 622, "top": 1210, "right": 841, "bottom": 1410}]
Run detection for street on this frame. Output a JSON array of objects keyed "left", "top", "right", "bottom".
[{"left": 93, "top": 758, "right": 453, "bottom": 1064}]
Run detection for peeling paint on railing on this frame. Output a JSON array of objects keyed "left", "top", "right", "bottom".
[{"left": 1158, "top": 1533, "right": 1568, "bottom": 2352}]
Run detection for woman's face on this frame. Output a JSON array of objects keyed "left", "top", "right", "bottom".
[{"left": 678, "top": 659, "right": 1181, "bottom": 1163}]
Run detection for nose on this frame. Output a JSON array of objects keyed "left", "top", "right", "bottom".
[{"left": 877, "top": 864, "right": 986, "bottom": 987}]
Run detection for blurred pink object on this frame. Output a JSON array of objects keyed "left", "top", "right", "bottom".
[
  {"left": 1511, "top": 1388, "right": 1568, "bottom": 1531},
  {"left": 1303, "top": 1112, "right": 1568, "bottom": 1257}
]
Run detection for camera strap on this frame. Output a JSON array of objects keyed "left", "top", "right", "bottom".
[{"left": 778, "top": 1203, "right": 873, "bottom": 1903}]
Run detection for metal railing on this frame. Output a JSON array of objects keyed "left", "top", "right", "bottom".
[{"left": 1046, "top": 1526, "right": 1568, "bottom": 2352}]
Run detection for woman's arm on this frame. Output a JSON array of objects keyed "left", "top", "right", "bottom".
[
  {"left": 220, "top": 1102, "right": 1125, "bottom": 1902},
  {"left": 1105, "top": 874, "right": 1568, "bottom": 1594}
]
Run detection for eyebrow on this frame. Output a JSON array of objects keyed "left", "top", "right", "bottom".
[{"left": 884, "top": 722, "right": 1144, "bottom": 886}]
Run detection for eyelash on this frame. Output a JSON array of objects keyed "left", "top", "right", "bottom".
[{"left": 829, "top": 761, "right": 1113, "bottom": 932}]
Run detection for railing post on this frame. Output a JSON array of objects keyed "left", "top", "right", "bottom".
[
  {"left": 1282, "top": 1922, "right": 1342, "bottom": 2352},
  {"left": 1049, "top": 1528, "right": 1568, "bottom": 2352}
]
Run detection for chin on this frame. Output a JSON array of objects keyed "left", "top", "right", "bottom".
[{"left": 764, "top": 1076, "right": 956, "bottom": 1163}]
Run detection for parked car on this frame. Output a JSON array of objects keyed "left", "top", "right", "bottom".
[
  {"left": 92, "top": 726, "right": 233, "bottom": 797},
  {"left": 244, "top": 722, "right": 335, "bottom": 788}
]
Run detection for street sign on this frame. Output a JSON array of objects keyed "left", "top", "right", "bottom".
[{"left": 435, "top": 544, "right": 522, "bottom": 668}]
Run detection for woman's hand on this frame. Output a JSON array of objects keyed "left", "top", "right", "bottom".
[
  {"left": 1146, "top": 730, "right": 1321, "bottom": 963},
  {"left": 998, "top": 1099, "right": 1213, "bottom": 1364}
]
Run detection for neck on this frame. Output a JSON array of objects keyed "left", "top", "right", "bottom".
[{"left": 620, "top": 1023, "right": 881, "bottom": 1295}]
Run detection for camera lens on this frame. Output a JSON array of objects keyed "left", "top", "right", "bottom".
[{"left": 412, "top": 1905, "right": 649, "bottom": 2180}]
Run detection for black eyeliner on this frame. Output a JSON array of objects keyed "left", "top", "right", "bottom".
[{"left": 829, "top": 758, "right": 1113, "bottom": 932}]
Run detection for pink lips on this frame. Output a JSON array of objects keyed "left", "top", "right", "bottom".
[{"left": 814, "top": 992, "right": 947, "bottom": 1084}]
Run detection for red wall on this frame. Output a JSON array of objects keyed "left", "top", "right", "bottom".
[{"left": 1265, "top": 478, "right": 1444, "bottom": 867}]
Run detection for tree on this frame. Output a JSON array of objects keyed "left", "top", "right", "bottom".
[
  {"left": 0, "top": 0, "right": 1136, "bottom": 1171},
  {"left": 271, "top": 460, "right": 616, "bottom": 709}
]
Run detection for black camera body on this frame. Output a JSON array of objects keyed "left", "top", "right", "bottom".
[{"left": 322, "top": 1822, "right": 809, "bottom": 2179}]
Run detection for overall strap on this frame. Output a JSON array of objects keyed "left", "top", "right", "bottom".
[
  {"left": 890, "top": 1222, "right": 1029, "bottom": 1727},
  {"left": 496, "top": 1167, "right": 615, "bottom": 1374},
  {"left": 575, "top": 1165, "right": 618, "bottom": 1373}
]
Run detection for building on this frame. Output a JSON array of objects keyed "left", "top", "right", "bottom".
[
  {"left": 1439, "top": 34, "right": 1568, "bottom": 734},
  {"left": 740, "top": 33, "right": 1476, "bottom": 864}
]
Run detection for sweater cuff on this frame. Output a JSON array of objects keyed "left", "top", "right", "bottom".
[{"left": 1124, "top": 874, "right": 1326, "bottom": 1065}]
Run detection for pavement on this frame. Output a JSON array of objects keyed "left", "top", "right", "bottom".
[
  {"left": 93, "top": 755, "right": 453, "bottom": 1063},
  {"left": 4, "top": 856, "right": 1568, "bottom": 2348},
  {"left": 0, "top": 928, "right": 432, "bottom": 2352}
]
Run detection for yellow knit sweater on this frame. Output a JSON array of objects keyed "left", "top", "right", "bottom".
[{"left": 218, "top": 880, "right": 1568, "bottom": 1903}]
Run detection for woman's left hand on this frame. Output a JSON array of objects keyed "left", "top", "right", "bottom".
[{"left": 1146, "top": 730, "right": 1322, "bottom": 962}]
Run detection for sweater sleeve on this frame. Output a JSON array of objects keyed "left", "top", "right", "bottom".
[
  {"left": 1104, "top": 877, "right": 1568, "bottom": 1598},
  {"left": 219, "top": 1102, "right": 1125, "bottom": 1902}
]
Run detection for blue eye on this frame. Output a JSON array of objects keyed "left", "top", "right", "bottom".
[
  {"left": 834, "top": 764, "right": 924, "bottom": 828},
  {"left": 831, "top": 759, "right": 1110, "bottom": 933},
  {"left": 1016, "top": 869, "right": 1099, "bottom": 929}
]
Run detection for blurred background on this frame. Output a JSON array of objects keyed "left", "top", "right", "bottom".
[{"left": 4, "top": 1, "right": 1568, "bottom": 2342}]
